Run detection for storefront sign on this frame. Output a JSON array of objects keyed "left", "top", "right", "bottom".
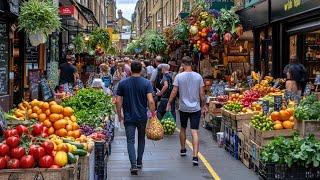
[
  {"left": 237, "top": 0, "right": 269, "bottom": 28},
  {"left": 245, "top": 0, "right": 263, "bottom": 8},
  {"left": 271, "top": 0, "right": 320, "bottom": 22},
  {"left": 284, "top": 0, "right": 302, "bottom": 11},
  {"left": 59, "top": 6, "right": 75, "bottom": 16}
]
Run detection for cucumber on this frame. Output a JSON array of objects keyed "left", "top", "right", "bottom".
[
  {"left": 72, "top": 149, "right": 87, "bottom": 156},
  {"left": 67, "top": 152, "right": 77, "bottom": 164},
  {"left": 63, "top": 139, "right": 85, "bottom": 149}
]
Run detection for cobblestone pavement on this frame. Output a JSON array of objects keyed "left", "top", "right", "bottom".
[{"left": 108, "top": 125, "right": 257, "bottom": 180}]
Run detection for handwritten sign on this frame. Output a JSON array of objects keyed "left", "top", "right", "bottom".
[
  {"left": 274, "top": 95, "right": 282, "bottom": 112},
  {"left": 28, "top": 69, "right": 41, "bottom": 100},
  {"left": 0, "top": 22, "right": 8, "bottom": 95},
  {"left": 25, "top": 37, "right": 39, "bottom": 63},
  {"left": 262, "top": 100, "right": 269, "bottom": 115},
  {"left": 39, "top": 78, "right": 54, "bottom": 101}
]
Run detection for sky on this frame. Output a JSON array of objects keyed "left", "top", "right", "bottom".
[{"left": 116, "top": 0, "right": 138, "bottom": 21}]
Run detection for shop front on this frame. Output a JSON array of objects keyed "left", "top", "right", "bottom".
[{"left": 271, "top": 0, "right": 320, "bottom": 79}]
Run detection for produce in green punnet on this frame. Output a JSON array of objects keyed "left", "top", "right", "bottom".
[{"left": 250, "top": 114, "right": 274, "bottom": 131}]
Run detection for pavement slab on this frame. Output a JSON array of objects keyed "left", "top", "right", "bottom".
[{"left": 107, "top": 124, "right": 257, "bottom": 180}]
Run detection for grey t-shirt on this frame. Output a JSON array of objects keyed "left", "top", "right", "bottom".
[{"left": 173, "top": 72, "right": 204, "bottom": 112}]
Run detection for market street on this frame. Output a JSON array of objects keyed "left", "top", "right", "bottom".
[{"left": 108, "top": 126, "right": 257, "bottom": 180}]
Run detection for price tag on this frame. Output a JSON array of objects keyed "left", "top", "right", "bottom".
[
  {"left": 273, "top": 79, "right": 280, "bottom": 88},
  {"left": 262, "top": 100, "right": 269, "bottom": 115},
  {"left": 315, "top": 74, "right": 320, "bottom": 85},
  {"left": 304, "top": 85, "right": 311, "bottom": 96},
  {"left": 274, "top": 95, "right": 282, "bottom": 112}
]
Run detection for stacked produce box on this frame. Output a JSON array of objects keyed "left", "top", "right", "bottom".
[{"left": 0, "top": 87, "right": 115, "bottom": 180}]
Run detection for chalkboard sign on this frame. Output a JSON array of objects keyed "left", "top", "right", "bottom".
[
  {"left": 274, "top": 95, "right": 282, "bottom": 112},
  {"left": 28, "top": 69, "right": 41, "bottom": 100},
  {"left": 0, "top": 22, "right": 8, "bottom": 95},
  {"left": 262, "top": 100, "right": 269, "bottom": 115},
  {"left": 39, "top": 78, "right": 54, "bottom": 101},
  {"left": 25, "top": 37, "right": 39, "bottom": 63}
]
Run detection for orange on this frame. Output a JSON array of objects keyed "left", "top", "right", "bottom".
[
  {"left": 63, "top": 107, "right": 74, "bottom": 117},
  {"left": 282, "top": 121, "right": 294, "bottom": 129},
  {"left": 38, "top": 113, "right": 47, "bottom": 122},
  {"left": 55, "top": 128, "right": 68, "bottom": 137},
  {"left": 29, "top": 113, "right": 38, "bottom": 119},
  {"left": 59, "top": 114, "right": 64, "bottom": 120},
  {"left": 32, "top": 106, "right": 40, "bottom": 113},
  {"left": 56, "top": 143, "right": 68, "bottom": 152},
  {"left": 289, "top": 116, "right": 295, "bottom": 122},
  {"left": 38, "top": 101, "right": 44, "bottom": 108},
  {"left": 73, "top": 130, "right": 81, "bottom": 138},
  {"left": 67, "top": 131, "right": 74, "bottom": 137},
  {"left": 48, "top": 127, "right": 55, "bottom": 135},
  {"left": 270, "top": 111, "right": 281, "bottom": 121},
  {"left": 27, "top": 109, "right": 33, "bottom": 116},
  {"left": 49, "top": 113, "right": 61, "bottom": 122},
  {"left": 286, "top": 108, "right": 294, "bottom": 116},
  {"left": 43, "top": 120, "right": 52, "bottom": 128},
  {"left": 36, "top": 109, "right": 42, "bottom": 115},
  {"left": 70, "top": 115, "right": 76, "bottom": 122},
  {"left": 72, "top": 122, "right": 79, "bottom": 130},
  {"left": 274, "top": 123, "right": 283, "bottom": 130},
  {"left": 53, "top": 119, "right": 68, "bottom": 130},
  {"left": 45, "top": 109, "right": 51, "bottom": 116},
  {"left": 49, "top": 101, "right": 57, "bottom": 106},
  {"left": 50, "top": 104, "right": 63, "bottom": 114},
  {"left": 64, "top": 117, "right": 70, "bottom": 120},
  {"left": 30, "top": 99, "right": 40, "bottom": 107},
  {"left": 280, "top": 110, "right": 291, "bottom": 121},
  {"left": 42, "top": 102, "right": 50, "bottom": 110},
  {"left": 66, "top": 124, "right": 73, "bottom": 131}
]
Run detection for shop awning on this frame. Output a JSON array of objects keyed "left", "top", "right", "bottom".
[
  {"left": 287, "top": 19, "right": 320, "bottom": 34},
  {"left": 76, "top": 2, "right": 99, "bottom": 27}
]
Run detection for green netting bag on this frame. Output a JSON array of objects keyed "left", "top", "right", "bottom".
[{"left": 161, "top": 112, "right": 176, "bottom": 135}]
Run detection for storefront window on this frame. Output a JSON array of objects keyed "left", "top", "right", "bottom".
[
  {"left": 289, "top": 35, "right": 297, "bottom": 61},
  {"left": 304, "top": 30, "right": 320, "bottom": 78}
]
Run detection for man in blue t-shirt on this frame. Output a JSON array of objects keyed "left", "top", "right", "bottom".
[{"left": 116, "top": 61, "right": 156, "bottom": 175}]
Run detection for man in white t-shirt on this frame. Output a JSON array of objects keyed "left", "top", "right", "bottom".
[{"left": 166, "top": 56, "right": 208, "bottom": 166}]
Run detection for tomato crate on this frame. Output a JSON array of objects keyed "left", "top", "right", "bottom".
[
  {"left": 0, "top": 163, "right": 78, "bottom": 180},
  {"left": 250, "top": 127, "right": 295, "bottom": 146},
  {"left": 294, "top": 119, "right": 320, "bottom": 139},
  {"left": 223, "top": 124, "right": 239, "bottom": 159},
  {"left": 76, "top": 149, "right": 95, "bottom": 180},
  {"left": 259, "top": 163, "right": 320, "bottom": 180}
]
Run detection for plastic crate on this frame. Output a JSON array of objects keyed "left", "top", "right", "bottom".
[
  {"left": 223, "top": 124, "right": 239, "bottom": 159},
  {"left": 259, "top": 163, "right": 320, "bottom": 180},
  {"left": 212, "top": 116, "right": 222, "bottom": 141},
  {"left": 94, "top": 141, "right": 109, "bottom": 180}
]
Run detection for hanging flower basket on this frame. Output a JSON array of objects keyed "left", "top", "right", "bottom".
[{"left": 29, "top": 32, "right": 47, "bottom": 47}]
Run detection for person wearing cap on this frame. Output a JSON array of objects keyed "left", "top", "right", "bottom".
[{"left": 59, "top": 54, "right": 77, "bottom": 91}]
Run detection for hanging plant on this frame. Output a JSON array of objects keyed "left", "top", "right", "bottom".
[
  {"left": 215, "top": 8, "right": 240, "bottom": 36},
  {"left": 143, "top": 30, "right": 167, "bottom": 55},
  {"left": 19, "top": 0, "right": 61, "bottom": 46},
  {"left": 73, "top": 33, "right": 85, "bottom": 54},
  {"left": 125, "top": 38, "right": 144, "bottom": 54},
  {"left": 174, "top": 20, "right": 189, "bottom": 42},
  {"left": 89, "top": 28, "right": 111, "bottom": 52}
]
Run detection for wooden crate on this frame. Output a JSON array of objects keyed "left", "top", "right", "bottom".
[
  {"left": 221, "top": 109, "right": 255, "bottom": 132},
  {"left": 77, "top": 149, "right": 95, "bottom": 180},
  {"left": 294, "top": 119, "right": 320, "bottom": 139},
  {"left": 242, "top": 123, "right": 250, "bottom": 140},
  {"left": 251, "top": 127, "right": 295, "bottom": 146},
  {"left": 0, "top": 163, "right": 77, "bottom": 180}
]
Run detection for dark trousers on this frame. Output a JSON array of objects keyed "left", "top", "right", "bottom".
[
  {"left": 157, "top": 98, "right": 176, "bottom": 121},
  {"left": 124, "top": 121, "right": 147, "bottom": 166}
]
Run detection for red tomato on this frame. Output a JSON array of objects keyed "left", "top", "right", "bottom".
[
  {"left": 39, "top": 155, "right": 54, "bottom": 168},
  {"left": 0, "top": 143, "right": 10, "bottom": 156},
  {"left": 4, "top": 155, "right": 10, "bottom": 162},
  {"left": 41, "top": 141, "right": 54, "bottom": 155},
  {"left": 20, "top": 155, "right": 35, "bottom": 168},
  {"left": 29, "top": 145, "right": 45, "bottom": 160},
  {"left": 41, "top": 132, "right": 48, "bottom": 138},
  {"left": 0, "top": 157, "right": 7, "bottom": 169},
  {"left": 7, "top": 159, "right": 20, "bottom": 169},
  {"left": 32, "top": 123, "right": 44, "bottom": 136},
  {"left": 11, "top": 147, "right": 25, "bottom": 159},
  {"left": 50, "top": 164, "right": 61, "bottom": 169},
  {"left": 6, "top": 136, "right": 20, "bottom": 148},
  {"left": 4, "top": 129, "right": 19, "bottom": 138},
  {"left": 16, "top": 125, "right": 29, "bottom": 136}
]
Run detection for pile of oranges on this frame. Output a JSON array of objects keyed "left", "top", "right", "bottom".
[
  {"left": 270, "top": 108, "right": 295, "bottom": 130},
  {"left": 14, "top": 100, "right": 81, "bottom": 138}
]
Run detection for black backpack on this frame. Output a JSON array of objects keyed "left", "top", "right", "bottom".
[{"left": 155, "top": 68, "right": 163, "bottom": 90}]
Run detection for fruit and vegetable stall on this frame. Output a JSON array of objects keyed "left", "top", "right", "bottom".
[
  {"left": 0, "top": 87, "right": 115, "bottom": 180},
  {"left": 207, "top": 74, "right": 320, "bottom": 179}
]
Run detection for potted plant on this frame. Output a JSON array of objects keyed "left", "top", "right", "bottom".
[
  {"left": 73, "top": 33, "right": 86, "bottom": 54},
  {"left": 19, "top": 0, "right": 61, "bottom": 46},
  {"left": 88, "top": 28, "right": 111, "bottom": 53}
]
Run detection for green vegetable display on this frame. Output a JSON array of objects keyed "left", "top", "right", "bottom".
[
  {"left": 62, "top": 88, "right": 114, "bottom": 128},
  {"left": 223, "top": 102, "right": 243, "bottom": 113},
  {"left": 250, "top": 115, "right": 274, "bottom": 131},
  {"left": 261, "top": 134, "right": 320, "bottom": 168},
  {"left": 142, "top": 30, "right": 167, "bottom": 55},
  {"left": 294, "top": 94, "right": 320, "bottom": 121}
]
